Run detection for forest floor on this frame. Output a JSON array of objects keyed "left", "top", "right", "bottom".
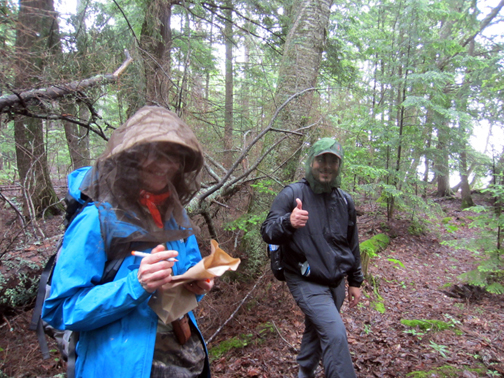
[{"left": 0, "top": 191, "right": 503, "bottom": 378}]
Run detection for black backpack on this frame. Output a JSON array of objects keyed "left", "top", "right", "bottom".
[
  {"left": 267, "top": 244, "right": 285, "bottom": 281},
  {"left": 29, "top": 191, "right": 124, "bottom": 378}
]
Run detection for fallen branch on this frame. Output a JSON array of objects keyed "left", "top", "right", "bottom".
[
  {"left": 0, "top": 50, "right": 133, "bottom": 113},
  {"left": 0, "top": 191, "right": 26, "bottom": 229}
]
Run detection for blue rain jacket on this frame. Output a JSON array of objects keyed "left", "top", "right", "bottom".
[{"left": 42, "top": 167, "right": 210, "bottom": 378}]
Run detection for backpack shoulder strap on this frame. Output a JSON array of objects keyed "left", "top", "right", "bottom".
[
  {"left": 100, "top": 258, "right": 125, "bottom": 284},
  {"left": 29, "top": 248, "right": 59, "bottom": 360},
  {"left": 29, "top": 247, "right": 59, "bottom": 332},
  {"left": 337, "top": 188, "right": 352, "bottom": 206},
  {"left": 285, "top": 181, "right": 306, "bottom": 204}
]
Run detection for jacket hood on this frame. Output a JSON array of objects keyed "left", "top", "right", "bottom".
[
  {"left": 81, "top": 106, "right": 203, "bottom": 206},
  {"left": 79, "top": 106, "right": 204, "bottom": 251},
  {"left": 304, "top": 138, "right": 344, "bottom": 193},
  {"left": 102, "top": 106, "right": 203, "bottom": 174}
]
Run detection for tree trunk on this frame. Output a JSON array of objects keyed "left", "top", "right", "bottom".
[
  {"left": 63, "top": 101, "right": 90, "bottom": 170},
  {"left": 14, "top": 0, "right": 62, "bottom": 217},
  {"left": 272, "top": 0, "right": 333, "bottom": 182},
  {"left": 435, "top": 122, "right": 451, "bottom": 197},
  {"left": 239, "top": 0, "right": 333, "bottom": 273},
  {"left": 140, "top": 0, "right": 174, "bottom": 108},
  {"left": 460, "top": 149, "right": 474, "bottom": 208},
  {"left": 223, "top": 0, "right": 234, "bottom": 169}
]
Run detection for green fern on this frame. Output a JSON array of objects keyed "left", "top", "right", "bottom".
[
  {"left": 458, "top": 269, "right": 487, "bottom": 288},
  {"left": 486, "top": 282, "right": 504, "bottom": 295}
]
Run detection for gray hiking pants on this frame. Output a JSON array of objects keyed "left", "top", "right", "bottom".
[{"left": 284, "top": 271, "right": 357, "bottom": 378}]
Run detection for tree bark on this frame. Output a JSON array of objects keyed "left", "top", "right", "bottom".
[
  {"left": 62, "top": 100, "right": 90, "bottom": 170},
  {"left": 435, "top": 121, "right": 451, "bottom": 197},
  {"left": 460, "top": 149, "right": 474, "bottom": 208},
  {"left": 223, "top": 0, "right": 234, "bottom": 169},
  {"left": 14, "top": 0, "right": 62, "bottom": 217},
  {"left": 272, "top": 0, "right": 333, "bottom": 182},
  {"left": 140, "top": 0, "right": 175, "bottom": 108}
]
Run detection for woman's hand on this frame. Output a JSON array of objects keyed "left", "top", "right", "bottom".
[
  {"left": 184, "top": 278, "right": 214, "bottom": 296},
  {"left": 137, "top": 245, "right": 178, "bottom": 293}
]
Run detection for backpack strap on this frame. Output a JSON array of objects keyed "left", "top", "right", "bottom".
[
  {"left": 100, "top": 258, "right": 125, "bottom": 285},
  {"left": 66, "top": 332, "right": 79, "bottom": 378},
  {"left": 29, "top": 248, "right": 59, "bottom": 360},
  {"left": 29, "top": 251, "right": 58, "bottom": 332},
  {"left": 30, "top": 197, "right": 125, "bottom": 366},
  {"left": 337, "top": 188, "right": 348, "bottom": 206}
]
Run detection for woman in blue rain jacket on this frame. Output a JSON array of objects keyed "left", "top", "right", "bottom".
[{"left": 42, "top": 106, "right": 212, "bottom": 378}]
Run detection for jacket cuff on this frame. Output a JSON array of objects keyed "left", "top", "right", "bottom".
[
  {"left": 282, "top": 214, "right": 296, "bottom": 232},
  {"left": 347, "top": 278, "right": 363, "bottom": 288}
]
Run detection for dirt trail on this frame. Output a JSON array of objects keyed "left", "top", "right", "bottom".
[{"left": 1, "top": 194, "right": 503, "bottom": 377}]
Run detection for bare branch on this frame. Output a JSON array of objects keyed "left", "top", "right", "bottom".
[
  {"left": 0, "top": 191, "right": 25, "bottom": 228},
  {"left": 270, "top": 128, "right": 305, "bottom": 136},
  {"left": 195, "top": 87, "right": 317, "bottom": 204},
  {"left": 8, "top": 109, "right": 110, "bottom": 140},
  {"left": 222, "top": 120, "right": 319, "bottom": 194},
  {"left": 113, "top": 49, "right": 134, "bottom": 77},
  {"left": 438, "top": 0, "right": 504, "bottom": 70},
  {"left": 0, "top": 51, "right": 134, "bottom": 113},
  {"left": 203, "top": 162, "right": 222, "bottom": 183},
  {"left": 204, "top": 152, "right": 228, "bottom": 176}
]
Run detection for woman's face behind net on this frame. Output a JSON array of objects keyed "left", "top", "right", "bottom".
[{"left": 137, "top": 145, "right": 184, "bottom": 194}]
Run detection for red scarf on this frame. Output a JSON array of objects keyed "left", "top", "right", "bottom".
[{"left": 139, "top": 190, "right": 170, "bottom": 228}]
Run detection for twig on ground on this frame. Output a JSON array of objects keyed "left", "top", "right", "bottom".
[
  {"left": 206, "top": 267, "right": 268, "bottom": 345},
  {"left": 2, "top": 315, "right": 13, "bottom": 332},
  {"left": 272, "top": 320, "right": 297, "bottom": 352}
]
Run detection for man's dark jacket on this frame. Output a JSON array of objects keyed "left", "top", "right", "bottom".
[{"left": 261, "top": 179, "right": 363, "bottom": 288}]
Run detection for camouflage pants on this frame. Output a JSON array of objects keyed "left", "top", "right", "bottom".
[{"left": 150, "top": 322, "right": 205, "bottom": 378}]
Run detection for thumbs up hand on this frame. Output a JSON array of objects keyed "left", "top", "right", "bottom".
[{"left": 290, "top": 198, "right": 309, "bottom": 228}]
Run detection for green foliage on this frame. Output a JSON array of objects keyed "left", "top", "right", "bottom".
[
  {"left": 208, "top": 334, "right": 253, "bottom": 361},
  {"left": 406, "top": 365, "right": 484, "bottom": 378},
  {"left": 369, "top": 276, "right": 386, "bottom": 314},
  {"left": 408, "top": 220, "right": 427, "bottom": 236},
  {"left": 362, "top": 324, "right": 372, "bottom": 335},
  {"left": 403, "top": 328, "right": 424, "bottom": 340},
  {"left": 0, "top": 257, "right": 43, "bottom": 309},
  {"left": 250, "top": 181, "right": 279, "bottom": 196},
  {"left": 226, "top": 180, "right": 279, "bottom": 277},
  {"left": 208, "top": 321, "right": 275, "bottom": 362},
  {"left": 0, "top": 121, "right": 17, "bottom": 184},
  {"left": 444, "top": 223, "right": 459, "bottom": 233},
  {"left": 442, "top": 185, "right": 504, "bottom": 295},
  {"left": 372, "top": 301, "right": 386, "bottom": 314},
  {"left": 225, "top": 213, "right": 265, "bottom": 233},
  {"left": 360, "top": 233, "right": 390, "bottom": 279},
  {"left": 387, "top": 258, "right": 405, "bottom": 269},
  {"left": 428, "top": 341, "right": 450, "bottom": 358},
  {"left": 360, "top": 234, "right": 390, "bottom": 258},
  {"left": 400, "top": 316, "right": 462, "bottom": 335}
]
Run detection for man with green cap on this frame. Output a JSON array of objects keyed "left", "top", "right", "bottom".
[{"left": 261, "top": 138, "right": 363, "bottom": 378}]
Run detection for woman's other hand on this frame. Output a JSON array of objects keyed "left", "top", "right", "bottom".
[
  {"left": 137, "top": 245, "right": 178, "bottom": 293},
  {"left": 184, "top": 278, "right": 214, "bottom": 295}
]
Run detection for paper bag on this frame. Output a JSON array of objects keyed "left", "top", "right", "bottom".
[{"left": 149, "top": 239, "right": 240, "bottom": 323}]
